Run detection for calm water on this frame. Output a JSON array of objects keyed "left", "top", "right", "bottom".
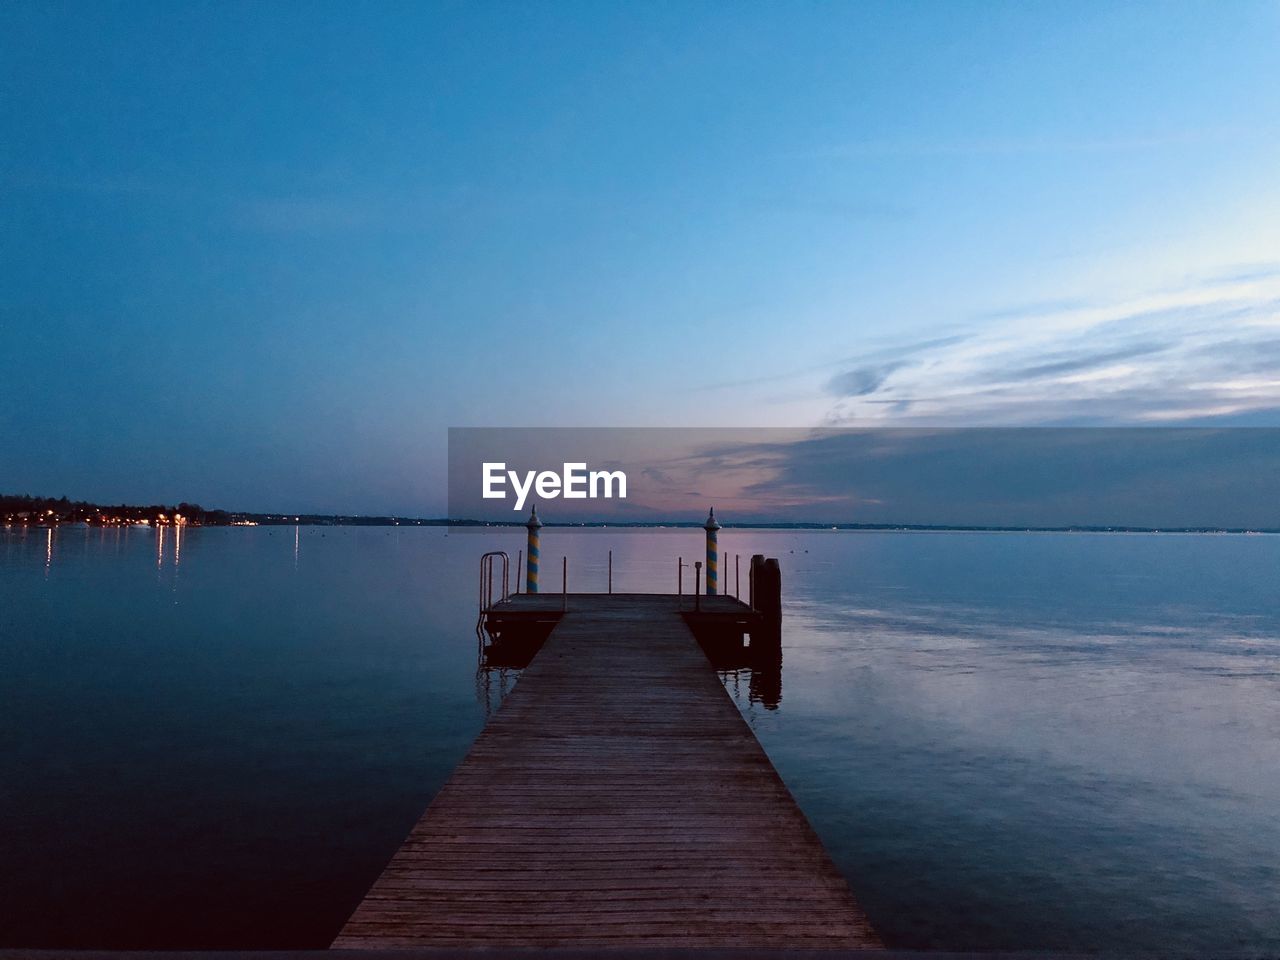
[{"left": 3, "top": 525, "right": 1279, "bottom": 952}]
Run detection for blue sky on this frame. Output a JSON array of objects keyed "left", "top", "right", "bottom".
[{"left": 3, "top": 1, "right": 1279, "bottom": 514}]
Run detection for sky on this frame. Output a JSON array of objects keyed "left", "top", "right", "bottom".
[
  {"left": 448, "top": 428, "right": 1280, "bottom": 527},
  {"left": 3, "top": 1, "right": 1280, "bottom": 516}
]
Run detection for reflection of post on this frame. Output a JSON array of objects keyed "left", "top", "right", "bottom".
[
  {"left": 703, "top": 508, "right": 721, "bottom": 595},
  {"left": 749, "top": 644, "right": 782, "bottom": 710},
  {"left": 525, "top": 506, "right": 541, "bottom": 593}
]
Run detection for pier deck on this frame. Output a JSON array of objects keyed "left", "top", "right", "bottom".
[{"left": 334, "top": 593, "right": 880, "bottom": 950}]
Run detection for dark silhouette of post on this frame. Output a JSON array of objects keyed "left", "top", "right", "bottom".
[
  {"left": 750, "top": 556, "right": 781, "bottom": 660},
  {"left": 748, "top": 553, "right": 765, "bottom": 609}
]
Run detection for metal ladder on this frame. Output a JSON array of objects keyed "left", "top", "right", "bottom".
[{"left": 475, "top": 550, "right": 509, "bottom": 639}]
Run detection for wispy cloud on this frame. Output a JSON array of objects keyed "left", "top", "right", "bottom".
[
  {"left": 1203, "top": 262, "right": 1280, "bottom": 286},
  {"left": 826, "top": 362, "right": 905, "bottom": 397},
  {"left": 969, "top": 298, "right": 1096, "bottom": 323},
  {"left": 1005, "top": 341, "right": 1171, "bottom": 381},
  {"left": 819, "top": 267, "right": 1280, "bottom": 426},
  {"left": 700, "top": 333, "right": 970, "bottom": 392}
]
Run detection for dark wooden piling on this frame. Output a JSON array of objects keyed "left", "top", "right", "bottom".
[
  {"left": 748, "top": 555, "right": 782, "bottom": 657},
  {"left": 334, "top": 592, "right": 879, "bottom": 950}
]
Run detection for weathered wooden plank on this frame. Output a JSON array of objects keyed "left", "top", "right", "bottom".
[{"left": 333, "top": 594, "right": 879, "bottom": 949}]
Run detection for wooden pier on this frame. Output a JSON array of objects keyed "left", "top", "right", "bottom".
[{"left": 334, "top": 592, "right": 880, "bottom": 950}]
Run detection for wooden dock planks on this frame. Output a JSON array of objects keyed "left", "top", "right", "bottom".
[{"left": 333, "top": 594, "right": 880, "bottom": 949}]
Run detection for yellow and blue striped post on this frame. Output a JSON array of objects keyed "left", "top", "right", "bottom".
[
  {"left": 703, "top": 507, "right": 721, "bottom": 595},
  {"left": 525, "top": 506, "right": 542, "bottom": 594}
]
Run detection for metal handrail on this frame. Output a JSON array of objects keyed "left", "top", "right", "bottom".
[{"left": 476, "top": 551, "right": 510, "bottom": 637}]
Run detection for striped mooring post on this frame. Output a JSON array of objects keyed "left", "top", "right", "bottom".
[
  {"left": 704, "top": 507, "right": 721, "bottom": 595},
  {"left": 525, "top": 505, "right": 542, "bottom": 594}
]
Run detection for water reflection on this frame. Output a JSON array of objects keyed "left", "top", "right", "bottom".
[
  {"left": 475, "top": 665, "right": 521, "bottom": 718},
  {"left": 474, "top": 617, "right": 549, "bottom": 716},
  {"left": 705, "top": 642, "right": 782, "bottom": 711},
  {"left": 5, "top": 527, "right": 1280, "bottom": 953}
]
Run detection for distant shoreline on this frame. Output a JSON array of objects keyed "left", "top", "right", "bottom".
[
  {"left": 5, "top": 518, "right": 1277, "bottom": 535},
  {"left": 6, "top": 493, "right": 1276, "bottom": 535}
]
